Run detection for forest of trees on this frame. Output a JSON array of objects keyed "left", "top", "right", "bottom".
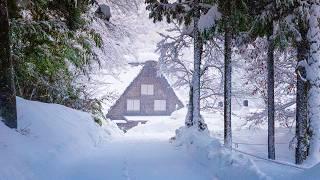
[
  {"left": 145, "top": 0, "right": 320, "bottom": 165},
  {"left": 1, "top": 0, "right": 320, "bottom": 166},
  {"left": 0, "top": 0, "right": 139, "bottom": 127}
]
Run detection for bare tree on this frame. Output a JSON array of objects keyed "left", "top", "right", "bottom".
[{"left": 156, "top": 23, "right": 224, "bottom": 126}]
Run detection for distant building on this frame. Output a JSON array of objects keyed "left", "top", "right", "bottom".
[{"left": 106, "top": 61, "right": 184, "bottom": 131}]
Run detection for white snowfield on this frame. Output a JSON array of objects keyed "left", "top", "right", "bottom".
[{"left": 0, "top": 98, "right": 318, "bottom": 180}]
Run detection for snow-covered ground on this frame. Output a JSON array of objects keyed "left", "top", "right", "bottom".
[
  {"left": 127, "top": 107, "right": 296, "bottom": 163},
  {"left": 1, "top": 97, "right": 319, "bottom": 179},
  {"left": 125, "top": 108, "right": 307, "bottom": 179},
  {"left": 1, "top": 3, "right": 319, "bottom": 180},
  {"left": 0, "top": 97, "right": 122, "bottom": 180}
]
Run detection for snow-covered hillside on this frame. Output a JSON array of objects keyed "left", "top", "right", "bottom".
[{"left": 0, "top": 97, "right": 122, "bottom": 180}]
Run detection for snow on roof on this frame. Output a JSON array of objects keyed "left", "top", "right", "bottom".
[
  {"left": 113, "top": 120, "right": 127, "bottom": 123},
  {"left": 108, "top": 65, "right": 142, "bottom": 94}
]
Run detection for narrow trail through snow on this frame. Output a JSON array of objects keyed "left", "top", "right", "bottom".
[
  {"left": 60, "top": 136, "right": 214, "bottom": 180},
  {"left": 54, "top": 135, "right": 302, "bottom": 180}
]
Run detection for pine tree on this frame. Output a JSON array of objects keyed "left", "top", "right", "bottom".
[
  {"left": 192, "top": 0, "right": 207, "bottom": 131},
  {"left": 221, "top": 0, "right": 233, "bottom": 148},
  {"left": 295, "top": 15, "right": 309, "bottom": 165},
  {"left": 202, "top": 0, "right": 250, "bottom": 148},
  {"left": 267, "top": 27, "right": 276, "bottom": 160},
  {"left": 303, "top": 1, "right": 320, "bottom": 164},
  {"left": 288, "top": 0, "right": 320, "bottom": 165},
  {"left": 247, "top": 0, "right": 284, "bottom": 160},
  {"left": 220, "top": 0, "right": 249, "bottom": 148},
  {"left": 0, "top": 0, "right": 17, "bottom": 128}
]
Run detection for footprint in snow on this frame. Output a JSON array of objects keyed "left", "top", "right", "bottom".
[{"left": 123, "top": 160, "right": 131, "bottom": 180}]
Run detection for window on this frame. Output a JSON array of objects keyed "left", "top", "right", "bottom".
[
  {"left": 243, "top": 100, "right": 249, "bottom": 107},
  {"left": 141, "top": 84, "right": 154, "bottom": 95},
  {"left": 127, "top": 99, "right": 140, "bottom": 111},
  {"left": 154, "top": 100, "right": 166, "bottom": 111}
]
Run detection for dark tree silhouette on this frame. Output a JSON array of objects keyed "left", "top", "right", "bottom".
[{"left": 0, "top": 0, "right": 17, "bottom": 128}]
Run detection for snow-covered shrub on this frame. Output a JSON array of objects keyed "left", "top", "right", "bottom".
[{"left": 174, "top": 126, "right": 268, "bottom": 180}]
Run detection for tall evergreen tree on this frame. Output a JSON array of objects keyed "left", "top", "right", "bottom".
[
  {"left": 301, "top": 1, "right": 320, "bottom": 164},
  {"left": 0, "top": 0, "right": 17, "bottom": 128},
  {"left": 192, "top": 0, "right": 207, "bottom": 130},
  {"left": 247, "top": 0, "right": 288, "bottom": 160},
  {"left": 267, "top": 27, "right": 276, "bottom": 159},
  {"left": 289, "top": 0, "right": 320, "bottom": 164},
  {"left": 295, "top": 15, "right": 309, "bottom": 165},
  {"left": 201, "top": 0, "right": 250, "bottom": 148},
  {"left": 221, "top": 0, "right": 233, "bottom": 148},
  {"left": 218, "top": 0, "right": 251, "bottom": 148}
]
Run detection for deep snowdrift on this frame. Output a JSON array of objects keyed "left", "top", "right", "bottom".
[
  {"left": 174, "top": 127, "right": 268, "bottom": 180},
  {"left": 0, "top": 97, "right": 121, "bottom": 180}
]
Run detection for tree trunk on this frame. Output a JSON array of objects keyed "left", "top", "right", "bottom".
[
  {"left": 185, "top": 85, "right": 194, "bottom": 127},
  {"left": 295, "top": 20, "right": 309, "bottom": 165},
  {"left": 0, "top": 0, "right": 17, "bottom": 128},
  {"left": 267, "top": 28, "right": 275, "bottom": 160},
  {"left": 192, "top": 0, "right": 207, "bottom": 131},
  {"left": 223, "top": 4, "right": 232, "bottom": 148},
  {"left": 305, "top": 3, "right": 320, "bottom": 165}
]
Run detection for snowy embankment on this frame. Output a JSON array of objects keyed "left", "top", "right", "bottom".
[
  {"left": 174, "top": 127, "right": 268, "bottom": 180},
  {"left": 125, "top": 108, "right": 309, "bottom": 179},
  {"left": 126, "top": 110, "right": 267, "bottom": 179},
  {"left": 0, "top": 97, "right": 122, "bottom": 180}
]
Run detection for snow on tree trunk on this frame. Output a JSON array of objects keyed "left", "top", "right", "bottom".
[
  {"left": 185, "top": 85, "right": 194, "bottom": 127},
  {"left": 223, "top": 5, "right": 232, "bottom": 148},
  {"left": 306, "top": 2, "right": 320, "bottom": 165},
  {"left": 295, "top": 20, "right": 309, "bottom": 165},
  {"left": 0, "top": 0, "right": 17, "bottom": 129},
  {"left": 267, "top": 32, "right": 275, "bottom": 160},
  {"left": 192, "top": 0, "right": 207, "bottom": 131}
]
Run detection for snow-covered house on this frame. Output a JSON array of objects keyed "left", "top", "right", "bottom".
[{"left": 107, "top": 61, "right": 184, "bottom": 130}]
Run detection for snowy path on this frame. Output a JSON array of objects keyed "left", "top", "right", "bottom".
[
  {"left": 60, "top": 137, "right": 213, "bottom": 180},
  {"left": 51, "top": 136, "right": 303, "bottom": 180}
]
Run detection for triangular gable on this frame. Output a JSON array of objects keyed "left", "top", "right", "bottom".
[{"left": 106, "top": 61, "right": 183, "bottom": 120}]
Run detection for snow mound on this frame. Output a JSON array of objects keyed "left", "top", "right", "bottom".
[
  {"left": 174, "top": 127, "right": 268, "bottom": 180},
  {"left": 0, "top": 97, "right": 122, "bottom": 180},
  {"left": 125, "top": 109, "right": 187, "bottom": 139}
]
